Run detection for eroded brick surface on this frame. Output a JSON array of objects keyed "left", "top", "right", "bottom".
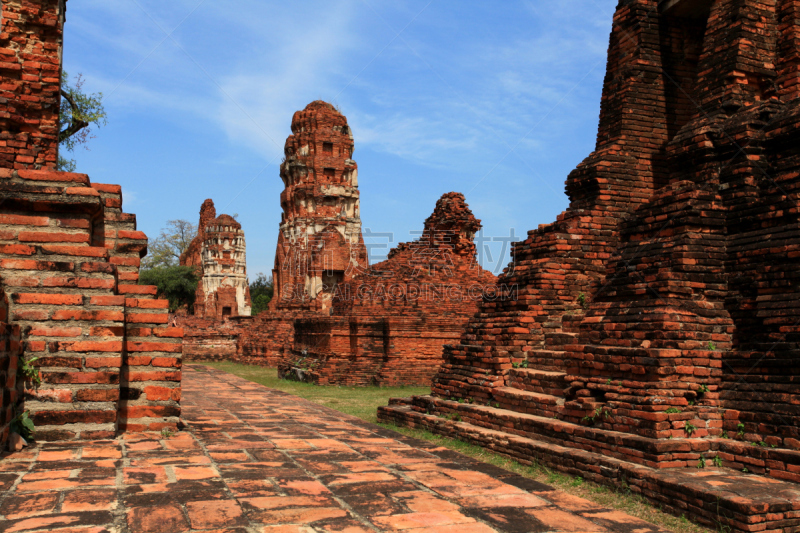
[
  {"left": 0, "top": 170, "right": 181, "bottom": 442},
  {"left": 0, "top": 365, "right": 678, "bottom": 533}
]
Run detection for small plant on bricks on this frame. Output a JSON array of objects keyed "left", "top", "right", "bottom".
[
  {"left": 10, "top": 410, "right": 35, "bottom": 441},
  {"left": 18, "top": 356, "right": 41, "bottom": 386}
]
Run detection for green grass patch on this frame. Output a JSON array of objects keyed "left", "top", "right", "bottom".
[
  {"left": 198, "top": 362, "right": 713, "bottom": 533},
  {"left": 198, "top": 362, "right": 429, "bottom": 424}
]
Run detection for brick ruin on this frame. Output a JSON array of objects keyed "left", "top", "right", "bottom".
[
  {"left": 272, "top": 100, "right": 368, "bottom": 312},
  {"left": 0, "top": 0, "right": 181, "bottom": 449},
  {"left": 234, "top": 103, "right": 496, "bottom": 386},
  {"left": 379, "top": 0, "right": 800, "bottom": 530},
  {"left": 236, "top": 101, "right": 370, "bottom": 366},
  {"left": 177, "top": 200, "right": 252, "bottom": 362},
  {"left": 181, "top": 201, "right": 251, "bottom": 321},
  {"left": 281, "top": 192, "right": 496, "bottom": 386}
]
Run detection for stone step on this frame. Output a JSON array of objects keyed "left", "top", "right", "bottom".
[
  {"left": 494, "top": 387, "right": 564, "bottom": 418},
  {"left": 377, "top": 402, "right": 800, "bottom": 533},
  {"left": 544, "top": 331, "right": 577, "bottom": 346},
  {"left": 506, "top": 368, "right": 567, "bottom": 396},
  {"left": 524, "top": 350, "right": 568, "bottom": 369},
  {"left": 406, "top": 394, "right": 702, "bottom": 461}
]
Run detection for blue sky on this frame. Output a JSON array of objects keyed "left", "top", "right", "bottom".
[{"left": 62, "top": 0, "right": 617, "bottom": 278}]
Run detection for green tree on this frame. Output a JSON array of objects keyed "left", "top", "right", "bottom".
[
  {"left": 249, "top": 273, "right": 273, "bottom": 316},
  {"left": 58, "top": 71, "right": 107, "bottom": 171},
  {"left": 141, "top": 219, "right": 197, "bottom": 270},
  {"left": 139, "top": 266, "right": 199, "bottom": 312}
]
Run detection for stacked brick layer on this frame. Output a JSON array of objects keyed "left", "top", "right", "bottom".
[{"left": 0, "top": 168, "right": 181, "bottom": 442}]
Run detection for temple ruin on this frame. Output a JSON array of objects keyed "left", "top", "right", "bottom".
[
  {"left": 280, "top": 192, "right": 497, "bottom": 386},
  {"left": 176, "top": 200, "right": 252, "bottom": 361},
  {"left": 3, "top": 0, "right": 799, "bottom": 528},
  {"left": 233, "top": 103, "right": 495, "bottom": 386},
  {"left": 379, "top": 0, "right": 800, "bottom": 530}
]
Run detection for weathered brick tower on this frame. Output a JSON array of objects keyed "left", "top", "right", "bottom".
[
  {"left": 0, "top": 0, "right": 181, "bottom": 446},
  {"left": 272, "top": 101, "right": 368, "bottom": 312},
  {"left": 381, "top": 0, "right": 800, "bottom": 529},
  {"left": 195, "top": 214, "right": 251, "bottom": 319}
]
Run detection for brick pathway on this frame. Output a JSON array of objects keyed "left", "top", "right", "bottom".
[{"left": 0, "top": 365, "right": 672, "bottom": 532}]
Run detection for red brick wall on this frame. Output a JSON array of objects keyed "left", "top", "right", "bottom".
[
  {"left": 0, "top": 0, "right": 65, "bottom": 170},
  {"left": 177, "top": 315, "right": 240, "bottom": 362},
  {"left": 287, "top": 316, "right": 464, "bottom": 386},
  {"left": 236, "top": 311, "right": 311, "bottom": 367}
]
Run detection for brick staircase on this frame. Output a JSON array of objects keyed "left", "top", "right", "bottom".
[
  {"left": 0, "top": 169, "right": 182, "bottom": 441},
  {"left": 379, "top": 397, "right": 800, "bottom": 532}
]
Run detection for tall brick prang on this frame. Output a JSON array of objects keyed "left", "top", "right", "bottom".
[
  {"left": 188, "top": 210, "right": 251, "bottom": 320},
  {"left": 177, "top": 201, "right": 251, "bottom": 362},
  {"left": 234, "top": 101, "right": 370, "bottom": 367},
  {"left": 273, "top": 101, "right": 368, "bottom": 312}
]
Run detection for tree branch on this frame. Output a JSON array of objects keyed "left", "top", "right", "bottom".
[{"left": 58, "top": 88, "right": 89, "bottom": 143}]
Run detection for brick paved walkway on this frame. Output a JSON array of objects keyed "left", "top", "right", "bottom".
[{"left": 0, "top": 365, "right": 672, "bottom": 532}]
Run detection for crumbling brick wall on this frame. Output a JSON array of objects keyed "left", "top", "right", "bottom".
[
  {"left": 178, "top": 315, "right": 241, "bottom": 362},
  {"left": 0, "top": 0, "right": 65, "bottom": 170},
  {"left": 236, "top": 311, "right": 311, "bottom": 367}
]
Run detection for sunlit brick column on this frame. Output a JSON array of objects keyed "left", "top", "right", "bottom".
[{"left": 119, "top": 292, "right": 182, "bottom": 432}]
